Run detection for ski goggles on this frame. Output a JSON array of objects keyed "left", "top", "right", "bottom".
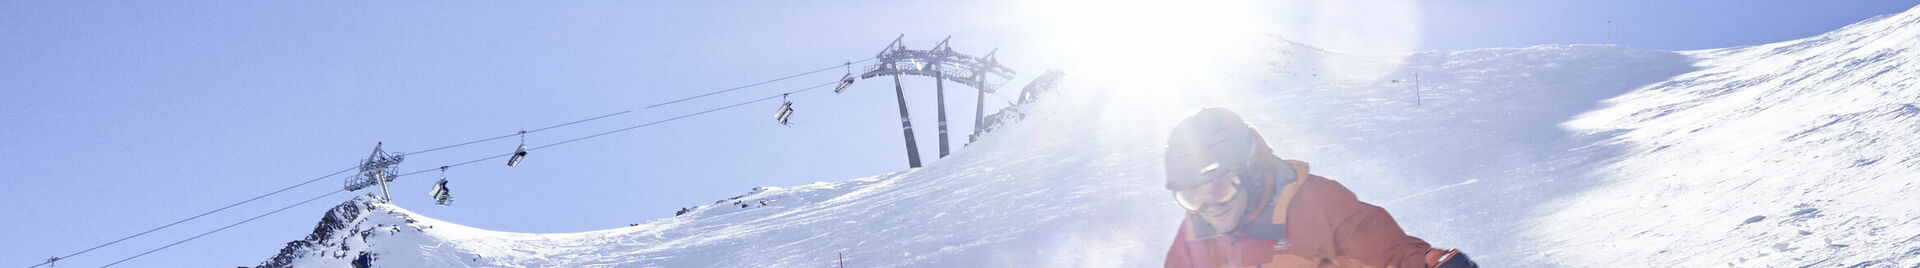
[{"left": 1171, "top": 163, "right": 1243, "bottom": 212}]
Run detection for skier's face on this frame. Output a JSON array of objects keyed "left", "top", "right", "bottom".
[
  {"left": 1173, "top": 165, "right": 1242, "bottom": 211},
  {"left": 1173, "top": 164, "right": 1251, "bottom": 231}
]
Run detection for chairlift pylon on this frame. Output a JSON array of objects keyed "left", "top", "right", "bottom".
[
  {"left": 508, "top": 130, "right": 528, "bottom": 167},
  {"left": 430, "top": 166, "right": 453, "bottom": 206},
  {"left": 775, "top": 94, "right": 795, "bottom": 126},
  {"left": 343, "top": 142, "right": 404, "bottom": 203}
]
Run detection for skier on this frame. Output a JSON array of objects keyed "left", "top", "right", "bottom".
[{"left": 1162, "top": 107, "right": 1476, "bottom": 268}]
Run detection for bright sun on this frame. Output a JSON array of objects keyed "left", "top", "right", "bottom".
[
  {"left": 1033, "top": 0, "right": 1272, "bottom": 125},
  {"left": 1041, "top": 0, "right": 1261, "bottom": 93},
  {"left": 1035, "top": 0, "right": 1423, "bottom": 91},
  {"left": 1028, "top": 0, "right": 1425, "bottom": 126}
]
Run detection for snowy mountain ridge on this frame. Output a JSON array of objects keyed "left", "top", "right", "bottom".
[
  {"left": 257, "top": 177, "right": 901, "bottom": 267},
  {"left": 255, "top": 4, "right": 1920, "bottom": 267}
]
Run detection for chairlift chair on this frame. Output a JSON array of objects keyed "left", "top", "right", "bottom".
[
  {"left": 508, "top": 144, "right": 528, "bottom": 167},
  {"left": 835, "top": 62, "right": 856, "bottom": 93},
  {"left": 431, "top": 178, "right": 453, "bottom": 206},
  {"left": 775, "top": 94, "right": 795, "bottom": 126},
  {"left": 508, "top": 130, "right": 528, "bottom": 167},
  {"left": 834, "top": 73, "right": 855, "bottom": 93},
  {"left": 430, "top": 166, "right": 452, "bottom": 206}
]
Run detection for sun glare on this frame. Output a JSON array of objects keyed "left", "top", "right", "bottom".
[
  {"left": 1035, "top": 0, "right": 1424, "bottom": 89},
  {"left": 1038, "top": 0, "right": 1267, "bottom": 116},
  {"left": 1028, "top": 0, "right": 1426, "bottom": 129}
]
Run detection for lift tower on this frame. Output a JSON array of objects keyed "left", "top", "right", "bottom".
[
  {"left": 343, "top": 142, "right": 404, "bottom": 202},
  {"left": 855, "top": 35, "right": 1015, "bottom": 167}
]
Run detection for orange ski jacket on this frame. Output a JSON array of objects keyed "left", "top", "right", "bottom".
[{"left": 1165, "top": 160, "right": 1456, "bottom": 268}]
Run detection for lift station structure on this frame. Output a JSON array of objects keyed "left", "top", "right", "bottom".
[{"left": 847, "top": 35, "right": 1015, "bottom": 168}]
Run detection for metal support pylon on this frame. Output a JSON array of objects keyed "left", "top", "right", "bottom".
[
  {"left": 855, "top": 35, "right": 1011, "bottom": 166},
  {"left": 935, "top": 67, "right": 950, "bottom": 157},
  {"left": 892, "top": 73, "right": 923, "bottom": 168},
  {"left": 375, "top": 167, "right": 392, "bottom": 202},
  {"left": 971, "top": 74, "right": 987, "bottom": 143},
  {"left": 344, "top": 142, "right": 403, "bottom": 202}
]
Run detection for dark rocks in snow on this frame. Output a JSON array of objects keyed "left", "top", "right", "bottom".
[
  {"left": 253, "top": 194, "right": 410, "bottom": 268},
  {"left": 351, "top": 251, "right": 375, "bottom": 268},
  {"left": 710, "top": 187, "right": 780, "bottom": 211},
  {"left": 255, "top": 195, "right": 367, "bottom": 268},
  {"left": 727, "top": 199, "right": 773, "bottom": 209}
]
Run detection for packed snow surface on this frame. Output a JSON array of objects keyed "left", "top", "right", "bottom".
[
  {"left": 259, "top": 5, "right": 1920, "bottom": 267},
  {"left": 1536, "top": 5, "right": 1920, "bottom": 267}
]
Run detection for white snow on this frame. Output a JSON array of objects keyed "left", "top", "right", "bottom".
[
  {"left": 1534, "top": 5, "right": 1920, "bottom": 267},
  {"left": 260, "top": 4, "right": 1920, "bottom": 267}
]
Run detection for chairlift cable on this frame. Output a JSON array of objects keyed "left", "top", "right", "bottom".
[
  {"left": 35, "top": 60, "right": 861, "bottom": 268},
  {"left": 645, "top": 59, "right": 871, "bottom": 109},
  {"left": 403, "top": 110, "right": 629, "bottom": 156},
  {"left": 417, "top": 59, "right": 869, "bottom": 155},
  {"left": 23, "top": 166, "right": 356, "bottom": 268},
  {"left": 542, "top": 80, "right": 838, "bottom": 151},
  {"left": 984, "top": 73, "right": 1022, "bottom": 103},
  {"left": 98, "top": 189, "right": 346, "bottom": 268},
  {"left": 371, "top": 80, "right": 840, "bottom": 183}
]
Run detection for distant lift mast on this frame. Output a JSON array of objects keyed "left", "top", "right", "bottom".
[
  {"left": 844, "top": 35, "right": 1015, "bottom": 168},
  {"left": 342, "top": 142, "right": 404, "bottom": 202}
]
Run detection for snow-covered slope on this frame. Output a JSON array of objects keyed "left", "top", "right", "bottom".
[
  {"left": 258, "top": 82, "right": 1198, "bottom": 266},
  {"left": 1533, "top": 5, "right": 1920, "bottom": 267},
  {"left": 255, "top": 5, "right": 1920, "bottom": 267}
]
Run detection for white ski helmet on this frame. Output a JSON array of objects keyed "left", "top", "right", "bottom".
[{"left": 1164, "top": 107, "right": 1271, "bottom": 191}]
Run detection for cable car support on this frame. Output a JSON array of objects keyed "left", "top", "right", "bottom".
[
  {"left": 342, "top": 142, "right": 404, "bottom": 202},
  {"left": 846, "top": 35, "right": 1015, "bottom": 167}
]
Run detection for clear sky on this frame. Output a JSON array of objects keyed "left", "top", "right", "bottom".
[{"left": 3, "top": 1, "right": 1915, "bottom": 267}]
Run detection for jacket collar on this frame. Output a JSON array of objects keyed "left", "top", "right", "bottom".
[{"left": 1184, "top": 156, "right": 1303, "bottom": 241}]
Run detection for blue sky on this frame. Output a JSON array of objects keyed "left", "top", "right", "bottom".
[{"left": 3, "top": 1, "right": 1915, "bottom": 267}]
